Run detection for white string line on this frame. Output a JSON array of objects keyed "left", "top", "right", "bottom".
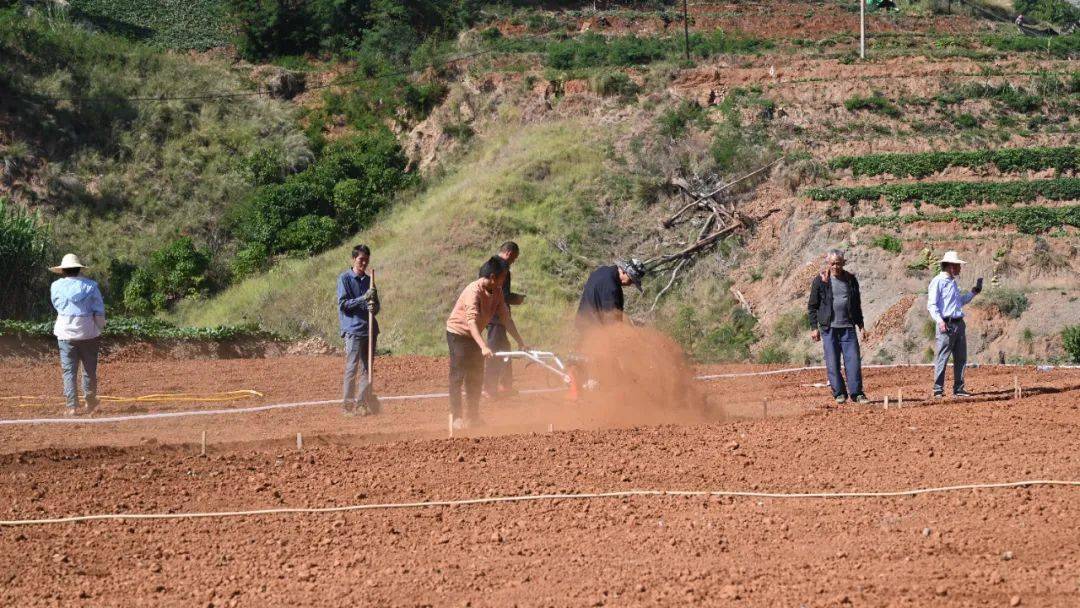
[
  {"left": 694, "top": 363, "right": 1079, "bottom": 380},
  {"left": 2, "top": 364, "right": 1074, "bottom": 426},
  {"left": 2, "top": 479, "right": 1076, "bottom": 527},
  {"left": 0, "top": 388, "right": 564, "bottom": 426}
]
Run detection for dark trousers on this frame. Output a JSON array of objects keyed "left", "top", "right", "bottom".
[
  {"left": 821, "top": 326, "right": 863, "bottom": 398},
  {"left": 447, "top": 331, "right": 483, "bottom": 419},
  {"left": 483, "top": 323, "right": 513, "bottom": 393},
  {"left": 933, "top": 318, "right": 967, "bottom": 394}
]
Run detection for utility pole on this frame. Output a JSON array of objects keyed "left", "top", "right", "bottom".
[
  {"left": 683, "top": 0, "right": 690, "bottom": 62},
  {"left": 860, "top": 0, "right": 866, "bottom": 59}
]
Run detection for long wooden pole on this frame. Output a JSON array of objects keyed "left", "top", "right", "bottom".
[{"left": 367, "top": 269, "right": 375, "bottom": 386}]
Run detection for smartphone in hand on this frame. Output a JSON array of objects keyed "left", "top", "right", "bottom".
[{"left": 974, "top": 277, "right": 984, "bottom": 294}]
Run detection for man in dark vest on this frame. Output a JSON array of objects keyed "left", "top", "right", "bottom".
[{"left": 807, "top": 249, "right": 869, "bottom": 405}]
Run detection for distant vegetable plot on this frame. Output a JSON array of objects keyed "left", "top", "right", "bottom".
[{"left": 69, "top": 0, "right": 230, "bottom": 50}]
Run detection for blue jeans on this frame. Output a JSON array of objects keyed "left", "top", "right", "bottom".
[
  {"left": 59, "top": 338, "right": 99, "bottom": 409},
  {"left": 821, "top": 327, "right": 863, "bottom": 397},
  {"left": 342, "top": 333, "right": 375, "bottom": 406}
]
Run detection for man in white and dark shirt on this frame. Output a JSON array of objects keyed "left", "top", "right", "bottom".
[
  {"left": 927, "top": 251, "right": 981, "bottom": 398},
  {"left": 49, "top": 254, "right": 106, "bottom": 416}
]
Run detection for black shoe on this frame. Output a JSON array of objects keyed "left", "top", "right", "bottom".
[
  {"left": 342, "top": 403, "right": 356, "bottom": 417},
  {"left": 852, "top": 394, "right": 870, "bottom": 404},
  {"left": 953, "top": 390, "right": 973, "bottom": 398},
  {"left": 933, "top": 391, "right": 944, "bottom": 399},
  {"left": 834, "top": 394, "right": 848, "bottom": 404}
]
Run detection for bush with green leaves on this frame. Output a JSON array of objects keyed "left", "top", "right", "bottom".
[
  {"left": 1014, "top": 0, "right": 1080, "bottom": 27},
  {"left": 849, "top": 205, "right": 1080, "bottom": 234},
  {"left": 0, "top": 316, "right": 283, "bottom": 341},
  {"left": 0, "top": 198, "right": 54, "bottom": 319},
  {"left": 843, "top": 92, "right": 902, "bottom": 118},
  {"left": 232, "top": 129, "right": 412, "bottom": 256},
  {"left": 1063, "top": 325, "right": 1080, "bottom": 363},
  {"left": 808, "top": 177, "right": 1080, "bottom": 210},
  {"left": 870, "top": 234, "right": 903, "bottom": 254},
  {"left": 68, "top": 0, "right": 229, "bottom": 50},
  {"left": 122, "top": 237, "right": 211, "bottom": 314},
  {"left": 538, "top": 30, "right": 769, "bottom": 71},
  {"left": 936, "top": 82, "right": 1042, "bottom": 112},
  {"left": 227, "top": 0, "right": 480, "bottom": 62},
  {"left": 979, "top": 288, "right": 1030, "bottom": 319},
  {"left": 656, "top": 100, "right": 710, "bottom": 139},
  {"left": 982, "top": 31, "right": 1080, "bottom": 57},
  {"left": 590, "top": 71, "right": 639, "bottom": 97},
  {"left": 828, "top": 146, "right": 1078, "bottom": 178}
]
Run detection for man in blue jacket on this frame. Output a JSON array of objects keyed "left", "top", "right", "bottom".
[
  {"left": 337, "top": 244, "right": 380, "bottom": 416},
  {"left": 49, "top": 254, "right": 106, "bottom": 416}
]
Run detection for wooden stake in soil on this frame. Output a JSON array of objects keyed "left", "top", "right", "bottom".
[
  {"left": 762, "top": 398, "right": 768, "bottom": 419},
  {"left": 200, "top": 431, "right": 206, "bottom": 457},
  {"left": 898, "top": 389, "right": 903, "bottom": 409},
  {"left": 448, "top": 413, "right": 454, "bottom": 438},
  {"left": 367, "top": 268, "right": 376, "bottom": 386},
  {"left": 548, "top": 423, "right": 554, "bottom": 434},
  {"left": 296, "top": 432, "right": 303, "bottom": 451},
  {"left": 884, "top": 396, "right": 889, "bottom": 410},
  {"left": 1014, "top": 374, "right": 1020, "bottom": 400}
]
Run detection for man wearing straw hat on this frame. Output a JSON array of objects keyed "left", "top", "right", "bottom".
[
  {"left": 927, "top": 250, "right": 982, "bottom": 398},
  {"left": 49, "top": 253, "right": 106, "bottom": 416}
]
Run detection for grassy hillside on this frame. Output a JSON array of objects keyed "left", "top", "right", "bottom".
[
  {"left": 1, "top": 7, "right": 302, "bottom": 296},
  {"left": 67, "top": 0, "right": 230, "bottom": 50},
  {"left": 175, "top": 121, "right": 616, "bottom": 354}
]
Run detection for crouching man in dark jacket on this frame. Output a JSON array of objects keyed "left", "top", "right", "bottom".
[{"left": 807, "top": 249, "right": 869, "bottom": 404}]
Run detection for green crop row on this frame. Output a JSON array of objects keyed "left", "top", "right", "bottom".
[
  {"left": 68, "top": 0, "right": 230, "bottom": 51},
  {"left": 829, "top": 146, "right": 1079, "bottom": 178},
  {"left": 849, "top": 205, "right": 1080, "bottom": 235},
  {"left": 807, "top": 178, "right": 1080, "bottom": 210},
  {"left": 0, "top": 316, "right": 284, "bottom": 341}
]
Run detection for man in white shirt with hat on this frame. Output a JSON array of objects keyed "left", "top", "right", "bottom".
[
  {"left": 49, "top": 253, "right": 106, "bottom": 416},
  {"left": 926, "top": 250, "right": 981, "bottom": 398}
]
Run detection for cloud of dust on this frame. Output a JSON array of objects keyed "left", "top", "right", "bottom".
[{"left": 566, "top": 323, "right": 714, "bottom": 428}]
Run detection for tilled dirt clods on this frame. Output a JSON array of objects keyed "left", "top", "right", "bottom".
[{"left": 0, "top": 355, "right": 1078, "bottom": 606}]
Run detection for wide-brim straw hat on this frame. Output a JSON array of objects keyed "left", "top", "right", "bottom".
[
  {"left": 938, "top": 251, "right": 967, "bottom": 265},
  {"left": 50, "top": 253, "right": 87, "bottom": 274}
]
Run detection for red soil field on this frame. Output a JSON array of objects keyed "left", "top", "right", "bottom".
[{"left": 1, "top": 353, "right": 1078, "bottom": 606}]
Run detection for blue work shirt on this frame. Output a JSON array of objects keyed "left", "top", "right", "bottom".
[
  {"left": 337, "top": 270, "right": 380, "bottom": 337},
  {"left": 51, "top": 277, "right": 106, "bottom": 317},
  {"left": 927, "top": 271, "right": 974, "bottom": 323}
]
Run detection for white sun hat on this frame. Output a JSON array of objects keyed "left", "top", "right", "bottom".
[
  {"left": 50, "top": 253, "right": 87, "bottom": 274},
  {"left": 937, "top": 251, "right": 967, "bottom": 265}
]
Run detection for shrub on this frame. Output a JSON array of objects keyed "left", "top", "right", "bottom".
[
  {"left": 122, "top": 237, "right": 211, "bottom": 314},
  {"left": 0, "top": 316, "right": 283, "bottom": 341},
  {"left": 279, "top": 214, "right": 340, "bottom": 256},
  {"left": 828, "top": 146, "right": 1078, "bottom": 178},
  {"left": 656, "top": 100, "right": 709, "bottom": 139},
  {"left": 870, "top": 234, "right": 903, "bottom": 254},
  {"left": 773, "top": 310, "right": 808, "bottom": 340},
  {"left": 232, "top": 130, "right": 412, "bottom": 254},
  {"left": 979, "top": 287, "right": 1030, "bottom": 319},
  {"left": 590, "top": 71, "right": 639, "bottom": 97},
  {"left": 1063, "top": 325, "right": 1080, "bottom": 363},
  {"left": 844, "top": 92, "right": 902, "bottom": 118},
  {"left": 849, "top": 205, "right": 1080, "bottom": 234},
  {"left": 808, "top": 177, "right": 1080, "bottom": 210},
  {"left": 758, "top": 344, "right": 792, "bottom": 364},
  {"left": 231, "top": 243, "right": 269, "bottom": 280},
  {"left": 0, "top": 198, "right": 54, "bottom": 319},
  {"left": 956, "top": 113, "right": 979, "bottom": 129},
  {"left": 1014, "top": 0, "right": 1080, "bottom": 26},
  {"left": 69, "top": 0, "right": 230, "bottom": 50}
]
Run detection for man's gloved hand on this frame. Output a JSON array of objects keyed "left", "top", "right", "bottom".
[{"left": 361, "top": 287, "right": 377, "bottom": 302}]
